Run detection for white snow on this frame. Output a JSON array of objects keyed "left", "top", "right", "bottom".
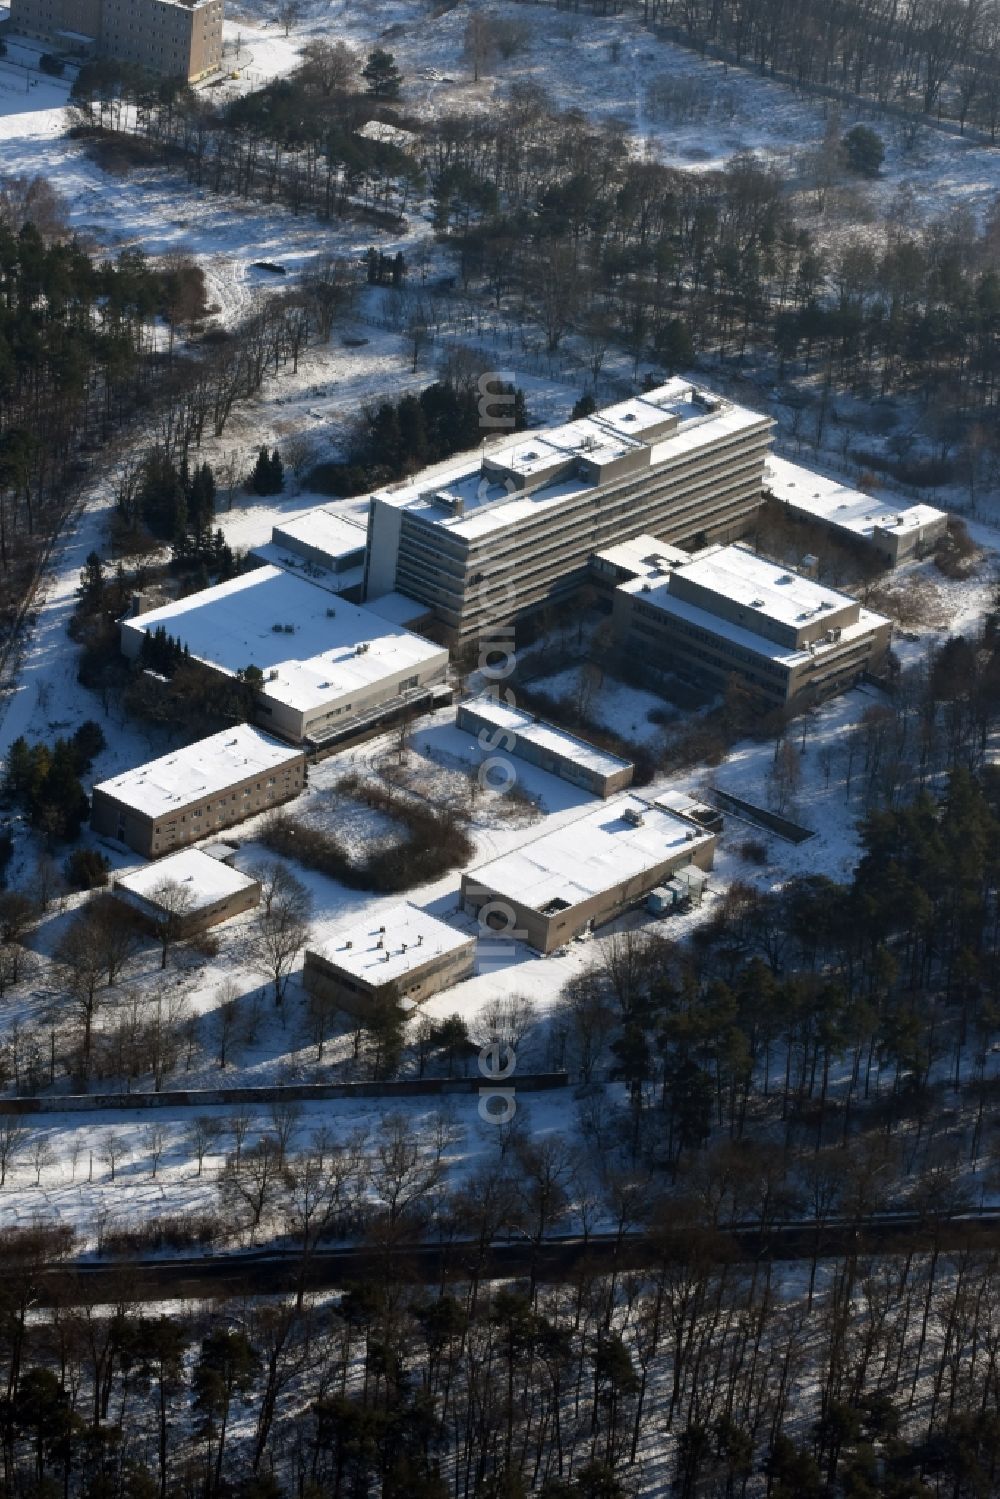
[{"left": 114, "top": 848, "right": 259, "bottom": 913}]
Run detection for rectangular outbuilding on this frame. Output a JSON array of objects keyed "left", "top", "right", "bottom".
[
  {"left": 461, "top": 793, "right": 717, "bottom": 953},
  {"left": 112, "top": 849, "right": 261, "bottom": 936},
  {"left": 304, "top": 903, "right": 476, "bottom": 1019},
  {"left": 456, "top": 693, "right": 633, "bottom": 798},
  {"left": 764, "top": 456, "right": 948, "bottom": 567},
  {"left": 91, "top": 724, "right": 307, "bottom": 858}
]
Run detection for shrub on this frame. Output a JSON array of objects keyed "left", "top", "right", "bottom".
[
  {"left": 739, "top": 838, "right": 769, "bottom": 864},
  {"left": 38, "top": 53, "right": 65, "bottom": 76},
  {"left": 65, "top": 848, "right": 110, "bottom": 890},
  {"left": 842, "top": 124, "right": 884, "bottom": 177}
]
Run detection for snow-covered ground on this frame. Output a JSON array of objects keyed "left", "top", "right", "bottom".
[{"left": 0, "top": 0, "right": 998, "bottom": 1238}]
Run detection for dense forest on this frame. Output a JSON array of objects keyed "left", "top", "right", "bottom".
[{"left": 68, "top": 43, "right": 1000, "bottom": 500}]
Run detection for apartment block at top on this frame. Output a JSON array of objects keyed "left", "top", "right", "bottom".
[
  {"left": 304, "top": 903, "right": 476, "bottom": 1019},
  {"left": 8, "top": 0, "right": 223, "bottom": 80},
  {"left": 613, "top": 543, "right": 891, "bottom": 708},
  {"left": 91, "top": 724, "right": 306, "bottom": 858},
  {"left": 363, "top": 382, "right": 773, "bottom": 645},
  {"left": 456, "top": 693, "right": 634, "bottom": 798},
  {"left": 461, "top": 793, "right": 717, "bottom": 953},
  {"left": 119, "top": 566, "right": 450, "bottom": 749},
  {"left": 764, "top": 456, "right": 949, "bottom": 567}
]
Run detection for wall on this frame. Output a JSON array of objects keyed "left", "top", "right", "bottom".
[
  {"left": 91, "top": 752, "right": 307, "bottom": 858},
  {"left": 461, "top": 833, "right": 716, "bottom": 953},
  {"left": 303, "top": 939, "right": 476, "bottom": 1019}
]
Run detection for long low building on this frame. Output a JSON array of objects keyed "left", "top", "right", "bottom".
[
  {"left": 764, "top": 456, "right": 948, "bottom": 567},
  {"left": 456, "top": 693, "right": 633, "bottom": 798},
  {"left": 120, "top": 566, "right": 450, "bottom": 748},
  {"left": 461, "top": 793, "right": 717, "bottom": 952},
  {"left": 112, "top": 849, "right": 261, "bottom": 936},
  {"left": 304, "top": 903, "right": 476, "bottom": 1018},
  {"left": 91, "top": 724, "right": 307, "bottom": 858},
  {"left": 612, "top": 543, "right": 891, "bottom": 708}
]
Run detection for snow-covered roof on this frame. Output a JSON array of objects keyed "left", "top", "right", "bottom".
[
  {"left": 114, "top": 849, "right": 259, "bottom": 914},
  {"left": 310, "top": 902, "right": 473, "bottom": 986},
  {"left": 765, "top": 456, "right": 947, "bottom": 542},
  {"left": 460, "top": 694, "right": 632, "bottom": 779},
  {"left": 361, "top": 590, "right": 434, "bottom": 627},
  {"left": 271, "top": 507, "right": 366, "bottom": 564},
  {"left": 621, "top": 570, "right": 886, "bottom": 665},
  {"left": 665, "top": 544, "right": 856, "bottom": 630},
  {"left": 123, "top": 567, "right": 447, "bottom": 715},
  {"left": 468, "top": 793, "right": 714, "bottom": 914},
  {"left": 592, "top": 533, "right": 690, "bottom": 578},
  {"left": 94, "top": 724, "right": 302, "bottom": 819},
  {"left": 372, "top": 382, "right": 771, "bottom": 543}
]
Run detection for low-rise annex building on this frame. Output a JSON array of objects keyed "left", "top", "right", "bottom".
[
  {"left": 461, "top": 792, "right": 717, "bottom": 953},
  {"left": 119, "top": 566, "right": 450, "bottom": 749},
  {"left": 304, "top": 903, "right": 476, "bottom": 1019},
  {"left": 91, "top": 724, "right": 307, "bottom": 858},
  {"left": 764, "top": 456, "right": 949, "bottom": 567},
  {"left": 111, "top": 849, "right": 261, "bottom": 936},
  {"left": 249, "top": 508, "right": 367, "bottom": 598},
  {"left": 612, "top": 543, "right": 891, "bottom": 708},
  {"left": 456, "top": 693, "right": 633, "bottom": 798}
]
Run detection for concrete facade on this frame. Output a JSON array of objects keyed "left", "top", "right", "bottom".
[
  {"left": 764, "top": 456, "right": 949, "bottom": 568},
  {"left": 112, "top": 850, "right": 261, "bottom": 936},
  {"left": 91, "top": 725, "right": 307, "bottom": 858},
  {"left": 304, "top": 904, "right": 476, "bottom": 1019},
  {"left": 461, "top": 793, "right": 717, "bottom": 953},
  {"left": 8, "top": 0, "right": 223, "bottom": 79},
  {"left": 456, "top": 694, "right": 634, "bottom": 798},
  {"left": 612, "top": 544, "right": 892, "bottom": 709},
  {"left": 363, "top": 382, "right": 773, "bottom": 645}
]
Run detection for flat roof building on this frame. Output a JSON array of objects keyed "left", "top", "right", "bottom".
[
  {"left": 304, "top": 903, "right": 476, "bottom": 1019},
  {"left": 612, "top": 543, "right": 891, "bottom": 709},
  {"left": 590, "top": 533, "right": 691, "bottom": 590},
  {"left": 764, "top": 456, "right": 948, "bottom": 567},
  {"left": 456, "top": 693, "right": 634, "bottom": 798},
  {"left": 250, "top": 508, "right": 367, "bottom": 597},
  {"left": 112, "top": 849, "right": 261, "bottom": 936},
  {"left": 91, "top": 724, "right": 306, "bottom": 858},
  {"left": 461, "top": 792, "right": 717, "bottom": 952},
  {"left": 120, "top": 566, "right": 450, "bottom": 749},
  {"left": 363, "top": 381, "right": 773, "bottom": 645},
  {"left": 8, "top": 0, "right": 223, "bottom": 80}
]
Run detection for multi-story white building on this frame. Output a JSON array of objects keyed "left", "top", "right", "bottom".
[{"left": 363, "top": 381, "right": 773, "bottom": 645}]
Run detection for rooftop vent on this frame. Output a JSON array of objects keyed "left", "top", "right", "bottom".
[
  {"left": 267, "top": 669, "right": 279, "bottom": 681},
  {"left": 344, "top": 939, "right": 353, "bottom": 950},
  {"left": 416, "top": 934, "right": 423, "bottom": 946},
  {"left": 356, "top": 642, "right": 370, "bottom": 655},
  {"left": 621, "top": 806, "right": 645, "bottom": 827},
  {"left": 326, "top": 607, "right": 337, "bottom": 618},
  {"left": 750, "top": 598, "right": 765, "bottom": 608}
]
